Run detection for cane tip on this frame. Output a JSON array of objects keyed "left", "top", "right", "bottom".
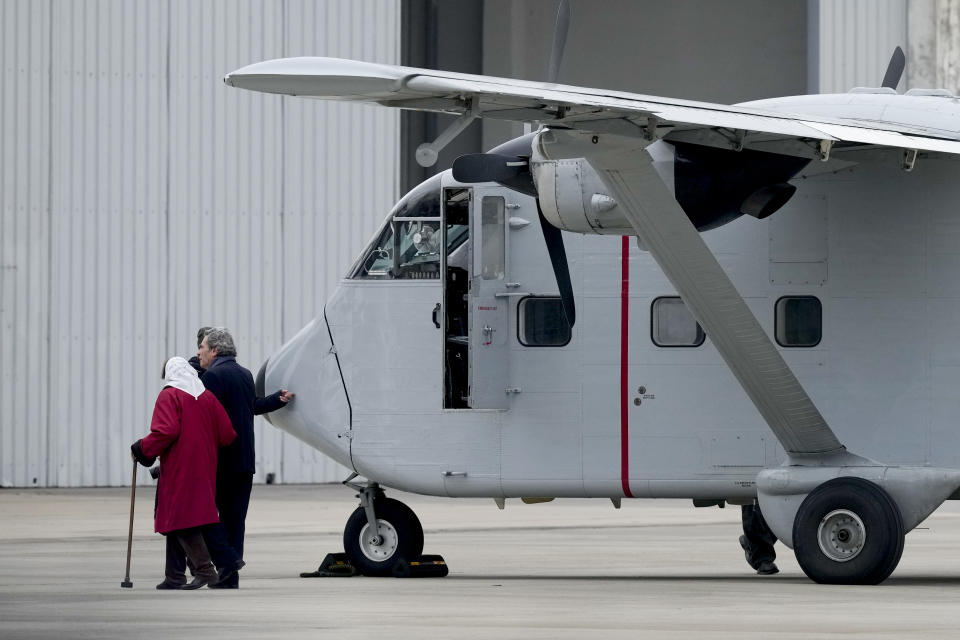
[{"left": 121, "top": 580, "right": 133, "bottom": 588}]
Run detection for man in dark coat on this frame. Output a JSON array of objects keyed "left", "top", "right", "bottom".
[{"left": 196, "top": 327, "right": 294, "bottom": 588}]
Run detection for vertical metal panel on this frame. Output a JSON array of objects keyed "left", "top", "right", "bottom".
[
  {"left": 0, "top": 0, "right": 51, "bottom": 487},
  {"left": 816, "top": 0, "right": 907, "bottom": 93},
  {"left": 1, "top": 0, "right": 399, "bottom": 486},
  {"left": 47, "top": 0, "right": 170, "bottom": 487}
]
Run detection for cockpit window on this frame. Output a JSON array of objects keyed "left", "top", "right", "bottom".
[{"left": 351, "top": 174, "right": 443, "bottom": 280}]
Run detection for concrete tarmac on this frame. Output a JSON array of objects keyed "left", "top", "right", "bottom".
[{"left": 3, "top": 484, "right": 960, "bottom": 639}]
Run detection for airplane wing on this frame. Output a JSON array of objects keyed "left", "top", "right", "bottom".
[{"left": 224, "top": 57, "right": 960, "bottom": 160}]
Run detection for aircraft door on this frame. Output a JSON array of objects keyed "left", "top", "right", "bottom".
[{"left": 469, "top": 189, "right": 510, "bottom": 409}]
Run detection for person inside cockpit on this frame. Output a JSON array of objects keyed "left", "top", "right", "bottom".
[{"left": 411, "top": 222, "right": 440, "bottom": 255}]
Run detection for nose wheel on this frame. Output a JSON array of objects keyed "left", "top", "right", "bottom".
[{"left": 342, "top": 482, "right": 424, "bottom": 576}]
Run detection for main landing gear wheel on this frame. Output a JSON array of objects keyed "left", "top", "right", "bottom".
[
  {"left": 343, "top": 498, "right": 424, "bottom": 576},
  {"left": 792, "top": 477, "right": 905, "bottom": 585}
]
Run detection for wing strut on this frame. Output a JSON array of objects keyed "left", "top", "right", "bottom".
[
  {"left": 538, "top": 130, "right": 843, "bottom": 455},
  {"left": 415, "top": 96, "right": 480, "bottom": 167}
]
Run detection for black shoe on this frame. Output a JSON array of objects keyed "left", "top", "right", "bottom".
[
  {"left": 211, "top": 559, "right": 245, "bottom": 588},
  {"left": 180, "top": 573, "right": 218, "bottom": 590},
  {"left": 156, "top": 579, "right": 185, "bottom": 590},
  {"left": 756, "top": 561, "right": 779, "bottom": 575}
]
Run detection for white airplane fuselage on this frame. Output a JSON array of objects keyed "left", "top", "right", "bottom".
[{"left": 262, "top": 108, "right": 960, "bottom": 501}]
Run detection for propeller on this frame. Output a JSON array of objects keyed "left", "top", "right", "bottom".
[
  {"left": 881, "top": 46, "right": 905, "bottom": 90},
  {"left": 452, "top": 153, "right": 535, "bottom": 195},
  {"left": 546, "top": 0, "right": 571, "bottom": 84},
  {"left": 450, "top": 0, "right": 576, "bottom": 327},
  {"left": 536, "top": 200, "right": 576, "bottom": 327}
]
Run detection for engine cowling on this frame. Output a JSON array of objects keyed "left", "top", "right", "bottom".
[
  {"left": 531, "top": 136, "right": 810, "bottom": 235},
  {"left": 533, "top": 156, "right": 634, "bottom": 235}
]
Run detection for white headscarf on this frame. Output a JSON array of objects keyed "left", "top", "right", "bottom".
[{"left": 163, "top": 356, "right": 205, "bottom": 399}]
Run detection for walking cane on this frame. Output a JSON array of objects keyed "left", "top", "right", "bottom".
[{"left": 121, "top": 457, "right": 137, "bottom": 588}]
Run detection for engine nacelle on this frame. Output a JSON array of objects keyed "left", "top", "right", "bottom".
[
  {"left": 532, "top": 156, "right": 635, "bottom": 235},
  {"left": 531, "top": 132, "right": 810, "bottom": 235}
]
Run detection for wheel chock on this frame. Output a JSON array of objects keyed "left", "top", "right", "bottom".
[
  {"left": 392, "top": 554, "right": 448, "bottom": 578},
  {"left": 300, "top": 552, "right": 357, "bottom": 578}
]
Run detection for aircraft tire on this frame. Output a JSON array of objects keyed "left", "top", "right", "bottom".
[
  {"left": 792, "top": 477, "right": 905, "bottom": 585},
  {"left": 343, "top": 498, "right": 424, "bottom": 577}
]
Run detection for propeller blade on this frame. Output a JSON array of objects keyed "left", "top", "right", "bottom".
[
  {"left": 546, "top": 0, "right": 571, "bottom": 84},
  {"left": 881, "top": 46, "right": 905, "bottom": 90},
  {"left": 536, "top": 199, "right": 576, "bottom": 327},
  {"left": 453, "top": 153, "right": 528, "bottom": 182},
  {"left": 452, "top": 153, "right": 538, "bottom": 197}
]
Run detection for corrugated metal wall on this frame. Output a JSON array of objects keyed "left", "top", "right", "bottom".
[
  {"left": 0, "top": 0, "right": 399, "bottom": 487},
  {"left": 814, "top": 0, "right": 908, "bottom": 92},
  {"left": 1, "top": 0, "right": 52, "bottom": 489},
  {"left": 906, "top": 0, "right": 960, "bottom": 92}
]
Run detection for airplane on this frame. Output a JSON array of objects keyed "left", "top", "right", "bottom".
[{"left": 223, "top": 10, "right": 960, "bottom": 584}]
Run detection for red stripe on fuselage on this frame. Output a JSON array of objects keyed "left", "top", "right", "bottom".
[{"left": 621, "top": 236, "right": 633, "bottom": 498}]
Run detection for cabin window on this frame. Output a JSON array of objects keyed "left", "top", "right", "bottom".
[
  {"left": 480, "top": 196, "right": 505, "bottom": 280},
  {"left": 518, "top": 297, "right": 571, "bottom": 347},
  {"left": 775, "top": 296, "right": 822, "bottom": 347},
  {"left": 651, "top": 297, "right": 705, "bottom": 347},
  {"left": 350, "top": 174, "right": 443, "bottom": 280}
]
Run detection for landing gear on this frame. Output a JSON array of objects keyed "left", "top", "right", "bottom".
[
  {"left": 342, "top": 481, "right": 424, "bottom": 576},
  {"left": 792, "top": 477, "right": 905, "bottom": 584}
]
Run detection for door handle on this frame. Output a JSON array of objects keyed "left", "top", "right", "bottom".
[
  {"left": 482, "top": 325, "right": 495, "bottom": 345},
  {"left": 432, "top": 303, "right": 441, "bottom": 329}
]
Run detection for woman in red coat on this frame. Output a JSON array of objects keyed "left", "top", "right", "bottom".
[{"left": 132, "top": 356, "right": 237, "bottom": 589}]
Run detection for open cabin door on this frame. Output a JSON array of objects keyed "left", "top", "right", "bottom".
[
  {"left": 470, "top": 189, "right": 510, "bottom": 409},
  {"left": 442, "top": 186, "right": 510, "bottom": 410}
]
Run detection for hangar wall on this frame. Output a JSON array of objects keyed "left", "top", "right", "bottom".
[
  {"left": 479, "top": 0, "right": 937, "bottom": 148},
  {"left": 0, "top": 0, "right": 399, "bottom": 487},
  {"left": 814, "top": 0, "right": 907, "bottom": 93},
  {"left": 815, "top": 0, "right": 960, "bottom": 95},
  {"left": 480, "top": 0, "right": 809, "bottom": 150}
]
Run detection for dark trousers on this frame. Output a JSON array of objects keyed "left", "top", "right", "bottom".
[
  {"left": 165, "top": 523, "right": 240, "bottom": 581},
  {"left": 741, "top": 503, "right": 777, "bottom": 569},
  {"left": 215, "top": 471, "right": 254, "bottom": 587}
]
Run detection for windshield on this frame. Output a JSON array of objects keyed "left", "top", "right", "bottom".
[{"left": 351, "top": 174, "right": 444, "bottom": 280}]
